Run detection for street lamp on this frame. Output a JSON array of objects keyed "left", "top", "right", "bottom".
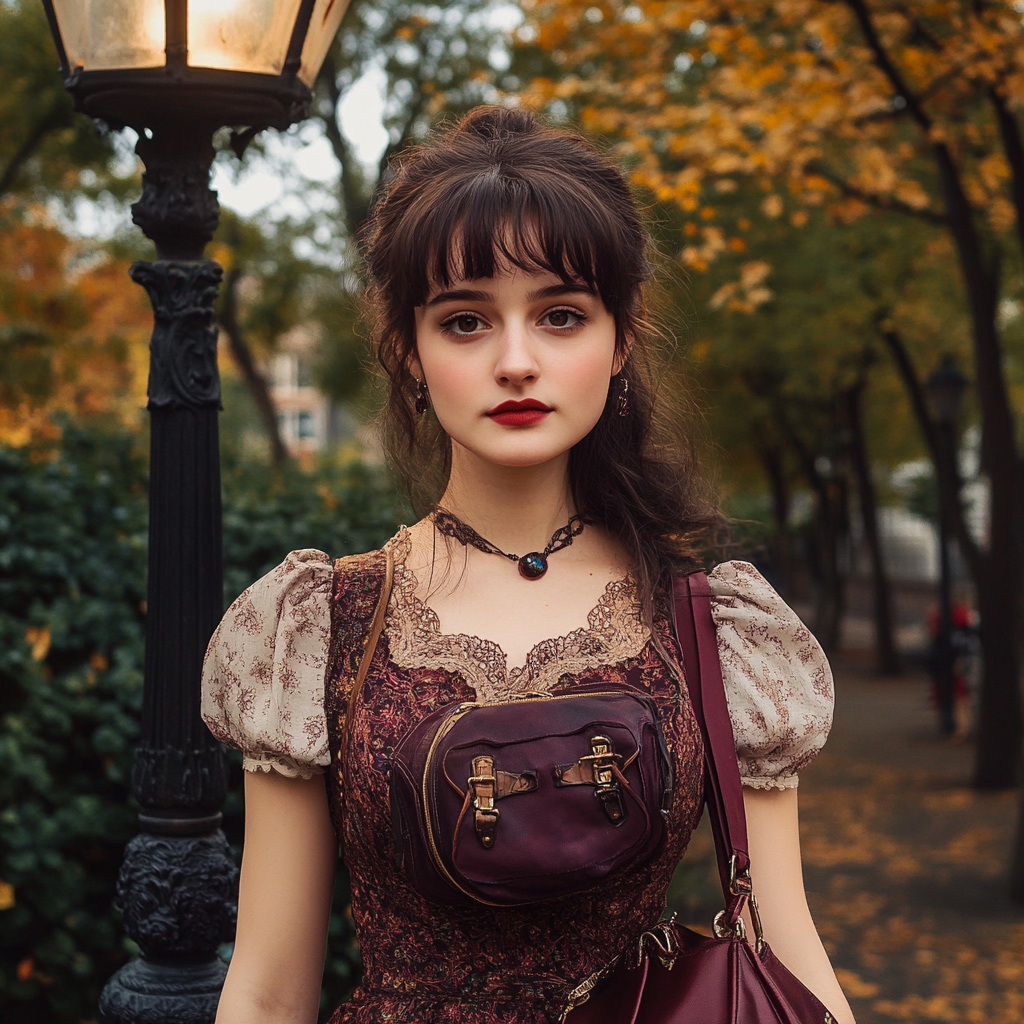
[
  {"left": 926, "top": 354, "right": 968, "bottom": 736},
  {"left": 39, "top": 3, "right": 351, "bottom": 1022}
]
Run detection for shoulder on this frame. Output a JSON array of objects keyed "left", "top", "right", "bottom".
[
  {"left": 201, "top": 549, "right": 336, "bottom": 777},
  {"left": 706, "top": 560, "right": 834, "bottom": 790}
]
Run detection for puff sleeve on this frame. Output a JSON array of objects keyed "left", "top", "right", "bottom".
[
  {"left": 201, "top": 549, "right": 334, "bottom": 779},
  {"left": 708, "top": 561, "right": 834, "bottom": 790}
]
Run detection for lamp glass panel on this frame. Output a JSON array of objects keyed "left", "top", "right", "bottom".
[
  {"left": 188, "top": 0, "right": 303, "bottom": 74},
  {"left": 51, "top": 0, "right": 166, "bottom": 70},
  {"left": 297, "top": 0, "right": 352, "bottom": 86}
]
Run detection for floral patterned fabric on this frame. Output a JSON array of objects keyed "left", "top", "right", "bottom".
[{"left": 199, "top": 531, "right": 834, "bottom": 1022}]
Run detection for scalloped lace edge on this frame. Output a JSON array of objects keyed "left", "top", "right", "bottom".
[
  {"left": 242, "top": 754, "right": 325, "bottom": 779},
  {"left": 741, "top": 774, "right": 799, "bottom": 790}
]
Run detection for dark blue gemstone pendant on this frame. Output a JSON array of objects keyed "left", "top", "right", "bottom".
[{"left": 518, "top": 552, "right": 548, "bottom": 579}]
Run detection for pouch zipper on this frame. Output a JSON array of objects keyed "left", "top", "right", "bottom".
[{"left": 421, "top": 690, "right": 640, "bottom": 906}]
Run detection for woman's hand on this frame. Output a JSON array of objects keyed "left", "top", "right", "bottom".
[
  {"left": 743, "top": 786, "right": 856, "bottom": 1024},
  {"left": 215, "top": 770, "right": 338, "bottom": 1024}
]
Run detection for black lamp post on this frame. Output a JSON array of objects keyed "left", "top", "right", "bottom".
[
  {"left": 39, "top": 3, "right": 350, "bottom": 1021},
  {"left": 926, "top": 354, "right": 968, "bottom": 736}
]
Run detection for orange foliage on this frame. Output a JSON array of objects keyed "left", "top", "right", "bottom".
[
  {"left": 0, "top": 207, "right": 151, "bottom": 445},
  {"left": 522, "top": 0, "right": 1024, "bottom": 254}
]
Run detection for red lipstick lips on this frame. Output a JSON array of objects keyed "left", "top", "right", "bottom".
[{"left": 486, "top": 399, "right": 552, "bottom": 427}]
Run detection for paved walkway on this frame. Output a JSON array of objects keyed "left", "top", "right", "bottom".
[{"left": 669, "top": 669, "right": 1024, "bottom": 1022}]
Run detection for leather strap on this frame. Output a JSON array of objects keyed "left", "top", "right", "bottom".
[
  {"left": 671, "top": 572, "right": 751, "bottom": 925},
  {"left": 339, "top": 543, "right": 395, "bottom": 779}
]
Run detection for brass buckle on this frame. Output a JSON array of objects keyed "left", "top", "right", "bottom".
[
  {"left": 469, "top": 756, "right": 500, "bottom": 848},
  {"left": 585, "top": 735, "right": 625, "bottom": 823}
]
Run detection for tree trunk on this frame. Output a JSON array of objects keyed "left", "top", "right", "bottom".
[
  {"left": 218, "top": 268, "right": 288, "bottom": 466},
  {"left": 845, "top": 382, "right": 901, "bottom": 675},
  {"left": 758, "top": 444, "right": 794, "bottom": 598},
  {"left": 782, "top": 420, "right": 845, "bottom": 652}
]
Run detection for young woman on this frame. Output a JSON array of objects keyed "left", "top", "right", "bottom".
[{"left": 202, "top": 107, "right": 855, "bottom": 1024}]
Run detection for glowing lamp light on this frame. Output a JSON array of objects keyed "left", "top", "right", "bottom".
[{"left": 41, "top": 0, "right": 351, "bottom": 130}]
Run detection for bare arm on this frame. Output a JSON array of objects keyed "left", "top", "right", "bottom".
[
  {"left": 216, "top": 771, "right": 338, "bottom": 1024},
  {"left": 742, "top": 787, "right": 854, "bottom": 1024}
]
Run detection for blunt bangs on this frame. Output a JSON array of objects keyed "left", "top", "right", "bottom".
[{"left": 391, "top": 167, "right": 645, "bottom": 318}]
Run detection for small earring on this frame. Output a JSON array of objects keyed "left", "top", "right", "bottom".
[
  {"left": 414, "top": 377, "right": 430, "bottom": 415},
  {"left": 617, "top": 375, "right": 630, "bottom": 417}
]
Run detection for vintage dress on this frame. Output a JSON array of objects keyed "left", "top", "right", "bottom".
[{"left": 201, "top": 529, "right": 834, "bottom": 1024}]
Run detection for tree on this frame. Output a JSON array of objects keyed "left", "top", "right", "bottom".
[
  {"left": 0, "top": 216, "right": 152, "bottom": 446},
  {"left": 0, "top": 2, "right": 131, "bottom": 206},
  {"left": 524, "top": 0, "right": 1024, "bottom": 790}
]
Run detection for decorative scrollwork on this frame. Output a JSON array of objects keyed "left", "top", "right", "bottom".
[
  {"left": 131, "top": 131, "right": 219, "bottom": 254},
  {"left": 116, "top": 831, "right": 238, "bottom": 961},
  {"left": 131, "top": 260, "right": 223, "bottom": 411}
]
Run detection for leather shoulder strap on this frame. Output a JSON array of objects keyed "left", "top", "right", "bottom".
[
  {"left": 670, "top": 572, "right": 751, "bottom": 923},
  {"left": 326, "top": 544, "right": 395, "bottom": 787}
]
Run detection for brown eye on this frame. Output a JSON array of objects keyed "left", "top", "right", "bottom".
[
  {"left": 443, "top": 314, "right": 485, "bottom": 335},
  {"left": 541, "top": 308, "right": 585, "bottom": 329}
]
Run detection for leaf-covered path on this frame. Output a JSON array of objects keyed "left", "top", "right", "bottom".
[{"left": 798, "top": 670, "right": 1023, "bottom": 1023}]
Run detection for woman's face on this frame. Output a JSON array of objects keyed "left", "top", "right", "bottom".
[{"left": 412, "top": 267, "right": 620, "bottom": 470}]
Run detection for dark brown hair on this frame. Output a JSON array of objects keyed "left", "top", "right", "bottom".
[{"left": 362, "top": 106, "right": 723, "bottom": 620}]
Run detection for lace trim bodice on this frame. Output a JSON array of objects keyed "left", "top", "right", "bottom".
[{"left": 382, "top": 528, "right": 651, "bottom": 705}]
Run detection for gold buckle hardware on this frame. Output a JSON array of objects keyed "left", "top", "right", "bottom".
[
  {"left": 713, "top": 909, "right": 746, "bottom": 942},
  {"left": 637, "top": 915, "right": 679, "bottom": 970},
  {"left": 469, "top": 756, "right": 500, "bottom": 848},
  {"left": 586, "top": 735, "right": 625, "bottom": 823},
  {"left": 729, "top": 853, "right": 753, "bottom": 896}
]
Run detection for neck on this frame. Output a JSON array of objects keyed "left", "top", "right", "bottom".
[{"left": 438, "top": 443, "right": 575, "bottom": 553}]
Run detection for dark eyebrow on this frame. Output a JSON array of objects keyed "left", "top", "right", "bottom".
[
  {"left": 425, "top": 288, "right": 494, "bottom": 307},
  {"left": 425, "top": 282, "right": 596, "bottom": 307},
  {"left": 526, "top": 283, "right": 596, "bottom": 302}
]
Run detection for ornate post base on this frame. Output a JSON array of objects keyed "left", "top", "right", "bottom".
[{"left": 100, "top": 831, "right": 236, "bottom": 1024}]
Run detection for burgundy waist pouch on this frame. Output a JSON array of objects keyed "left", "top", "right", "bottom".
[{"left": 388, "top": 685, "right": 673, "bottom": 907}]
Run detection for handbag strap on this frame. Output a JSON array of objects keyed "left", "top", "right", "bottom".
[{"left": 671, "top": 571, "right": 752, "bottom": 927}]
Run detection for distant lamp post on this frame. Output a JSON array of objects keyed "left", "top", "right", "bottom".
[
  {"left": 39, "top": 3, "right": 351, "bottom": 1023},
  {"left": 926, "top": 354, "right": 968, "bottom": 735}
]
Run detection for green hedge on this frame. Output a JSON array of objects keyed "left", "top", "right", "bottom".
[{"left": 0, "top": 422, "right": 400, "bottom": 1023}]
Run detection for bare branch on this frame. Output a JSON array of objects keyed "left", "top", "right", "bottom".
[
  {"left": 218, "top": 268, "right": 289, "bottom": 465},
  {"left": 0, "top": 98, "right": 65, "bottom": 199},
  {"left": 881, "top": 327, "right": 982, "bottom": 575},
  {"left": 988, "top": 86, "right": 1024, "bottom": 265}
]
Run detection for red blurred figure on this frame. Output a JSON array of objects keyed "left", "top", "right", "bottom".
[{"left": 926, "top": 598, "right": 977, "bottom": 738}]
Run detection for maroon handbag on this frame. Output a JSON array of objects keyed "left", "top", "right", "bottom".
[{"left": 564, "top": 572, "right": 836, "bottom": 1024}]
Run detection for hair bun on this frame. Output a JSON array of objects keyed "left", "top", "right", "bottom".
[{"left": 456, "top": 105, "right": 538, "bottom": 141}]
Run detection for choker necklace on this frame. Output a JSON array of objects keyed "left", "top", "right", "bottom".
[{"left": 431, "top": 508, "right": 585, "bottom": 580}]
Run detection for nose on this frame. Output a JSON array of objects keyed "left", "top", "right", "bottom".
[{"left": 493, "top": 319, "right": 540, "bottom": 387}]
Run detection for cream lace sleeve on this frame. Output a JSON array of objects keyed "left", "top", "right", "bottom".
[
  {"left": 708, "top": 561, "right": 834, "bottom": 790},
  {"left": 201, "top": 549, "right": 334, "bottom": 779}
]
